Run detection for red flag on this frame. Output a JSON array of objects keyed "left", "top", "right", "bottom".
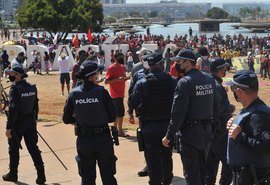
[
  {"left": 72, "top": 32, "right": 79, "bottom": 48},
  {"left": 87, "top": 29, "right": 93, "bottom": 43}
]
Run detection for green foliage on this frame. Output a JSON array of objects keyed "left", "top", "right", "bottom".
[
  {"left": 149, "top": 11, "right": 158, "bottom": 18},
  {"left": 104, "top": 16, "right": 117, "bottom": 24},
  {"left": 16, "top": 0, "right": 103, "bottom": 41},
  {"left": 206, "top": 7, "right": 229, "bottom": 19},
  {"left": 228, "top": 15, "right": 241, "bottom": 23},
  {"left": 238, "top": 6, "right": 263, "bottom": 20}
]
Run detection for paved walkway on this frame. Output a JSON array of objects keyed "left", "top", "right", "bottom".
[{"left": 0, "top": 116, "right": 187, "bottom": 185}]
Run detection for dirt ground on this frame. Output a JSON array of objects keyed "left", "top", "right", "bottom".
[{"left": 1, "top": 71, "right": 270, "bottom": 126}]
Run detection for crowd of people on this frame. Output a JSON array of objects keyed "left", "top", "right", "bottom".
[{"left": 1, "top": 30, "right": 270, "bottom": 185}]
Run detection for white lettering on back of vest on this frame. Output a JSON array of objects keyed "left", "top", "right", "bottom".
[
  {"left": 21, "top": 92, "right": 36, "bottom": 97},
  {"left": 195, "top": 84, "right": 213, "bottom": 96},
  {"left": 75, "top": 98, "right": 99, "bottom": 104}
]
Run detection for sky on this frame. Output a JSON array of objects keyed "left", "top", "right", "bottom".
[{"left": 126, "top": 0, "right": 270, "bottom": 3}]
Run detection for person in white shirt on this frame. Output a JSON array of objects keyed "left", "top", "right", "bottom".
[{"left": 58, "top": 47, "right": 70, "bottom": 96}]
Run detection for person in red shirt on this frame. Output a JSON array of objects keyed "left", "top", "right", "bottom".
[
  {"left": 170, "top": 62, "right": 183, "bottom": 78},
  {"left": 169, "top": 48, "right": 183, "bottom": 78},
  {"left": 105, "top": 53, "right": 130, "bottom": 137},
  {"left": 71, "top": 50, "right": 87, "bottom": 88}
]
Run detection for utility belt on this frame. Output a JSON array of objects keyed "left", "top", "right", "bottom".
[
  {"left": 183, "top": 119, "right": 213, "bottom": 129},
  {"left": 75, "top": 125, "right": 110, "bottom": 136},
  {"left": 233, "top": 165, "right": 270, "bottom": 185}
]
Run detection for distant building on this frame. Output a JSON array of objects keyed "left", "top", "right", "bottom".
[
  {"left": 0, "top": 0, "right": 3, "bottom": 11},
  {"left": 1, "top": 0, "right": 24, "bottom": 20},
  {"left": 102, "top": 0, "right": 126, "bottom": 4},
  {"left": 103, "top": 2, "right": 211, "bottom": 19}
]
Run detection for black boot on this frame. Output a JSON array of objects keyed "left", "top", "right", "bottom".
[
  {"left": 36, "top": 165, "right": 46, "bottom": 184},
  {"left": 2, "top": 168, "right": 18, "bottom": 182},
  {"left": 138, "top": 165, "right": 148, "bottom": 177}
]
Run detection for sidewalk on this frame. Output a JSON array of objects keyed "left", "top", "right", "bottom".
[{"left": 0, "top": 116, "right": 187, "bottom": 185}]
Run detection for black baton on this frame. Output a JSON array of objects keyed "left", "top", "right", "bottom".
[{"left": 37, "top": 131, "right": 68, "bottom": 170}]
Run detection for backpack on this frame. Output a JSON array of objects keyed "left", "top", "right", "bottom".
[{"left": 201, "top": 57, "right": 210, "bottom": 73}]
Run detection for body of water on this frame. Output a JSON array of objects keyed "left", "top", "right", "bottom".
[
  {"left": 104, "top": 23, "right": 270, "bottom": 38},
  {"left": 23, "top": 23, "right": 270, "bottom": 40}
]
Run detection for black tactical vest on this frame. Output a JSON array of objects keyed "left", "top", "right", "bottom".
[
  {"left": 72, "top": 86, "right": 109, "bottom": 127},
  {"left": 228, "top": 104, "right": 270, "bottom": 168},
  {"left": 16, "top": 83, "right": 37, "bottom": 116},
  {"left": 141, "top": 73, "right": 174, "bottom": 121},
  {"left": 185, "top": 71, "right": 215, "bottom": 121}
]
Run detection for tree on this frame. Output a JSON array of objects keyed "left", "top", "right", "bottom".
[
  {"left": 238, "top": 7, "right": 251, "bottom": 19},
  {"left": 16, "top": 0, "right": 103, "bottom": 42},
  {"left": 149, "top": 11, "right": 158, "bottom": 18},
  {"left": 206, "top": 7, "right": 229, "bottom": 19},
  {"left": 104, "top": 16, "right": 117, "bottom": 24}
]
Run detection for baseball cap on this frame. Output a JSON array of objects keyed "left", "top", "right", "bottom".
[
  {"left": 5, "top": 65, "right": 25, "bottom": 76},
  {"left": 210, "top": 57, "right": 230, "bottom": 71},
  {"left": 170, "top": 48, "right": 196, "bottom": 61},
  {"left": 227, "top": 70, "right": 258, "bottom": 90},
  {"left": 143, "top": 52, "right": 164, "bottom": 66},
  {"left": 78, "top": 61, "right": 103, "bottom": 78}
]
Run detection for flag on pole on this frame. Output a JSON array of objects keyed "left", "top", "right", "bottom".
[
  {"left": 87, "top": 29, "right": 93, "bottom": 43},
  {"left": 72, "top": 32, "right": 79, "bottom": 48}
]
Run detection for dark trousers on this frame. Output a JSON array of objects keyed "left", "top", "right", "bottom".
[
  {"left": 144, "top": 133, "right": 173, "bottom": 185},
  {"left": 180, "top": 142, "right": 208, "bottom": 185},
  {"left": 8, "top": 127, "right": 44, "bottom": 169},
  {"left": 206, "top": 135, "right": 232, "bottom": 185},
  {"left": 76, "top": 133, "right": 117, "bottom": 185},
  {"left": 233, "top": 166, "right": 270, "bottom": 185}
]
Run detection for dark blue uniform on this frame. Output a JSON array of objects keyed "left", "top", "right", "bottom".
[
  {"left": 228, "top": 98, "right": 270, "bottom": 185},
  {"left": 206, "top": 74, "right": 233, "bottom": 185},
  {"left": 129, "top": 69, "right": 177, "bottom": 185},
  {"left": 128, "top": 68, "right": 147, "bottom": 116},
  {"left": 63, "top": 81, "right": 117, "bottom": 185},
  {"left": 5, "top": 80, "right": 45, "bottom": 182},
  {"left": 165, "top": 68, "right": 216, "bottom": 185}
]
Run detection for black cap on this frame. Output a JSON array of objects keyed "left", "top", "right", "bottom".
[
  {"left": 227, "top": 70, "right": 258, "bottom": 90},
  {"left": 170, "top": 48, "right": 196, "bottom": 62},
  {"left": 5, "top": 65, "right": 25, "bottom": 76},
  {"left": 143, "top": 52, "right": 164, "bottom": 66},
  {"left": 210, "top": 57, "right": 229, "bottom": 71},
  {"left": 77, "top": 61, "right": 103, "bottom": 78}
]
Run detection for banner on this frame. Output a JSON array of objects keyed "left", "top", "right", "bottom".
[{"left": 232, "top": 55, "right": 262, "bottom": 74}]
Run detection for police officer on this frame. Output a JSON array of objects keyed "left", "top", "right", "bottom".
[
  {"left": 128, "top": 50, "right": 152, "bottom": 124},
  {"left": 227, "top": 70, "right": 270, "bottom": 185},
  {"left": 2, "top": 65, "right": 46, "bottom": 184},
  {"left": 63, "top": 61, "right": 118, "bottom": 185},
  {"left": 129, "top": 52, "right": 176, "bottom": 185},
  {"left": 128, "top": 52, "right": 151, "bottom": 177},
  {"left": 162, "top": 49, "right": 216, "bottom": 185},
  {"left": 206, "top": 57, "right": 234, "bottom": 185}
]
